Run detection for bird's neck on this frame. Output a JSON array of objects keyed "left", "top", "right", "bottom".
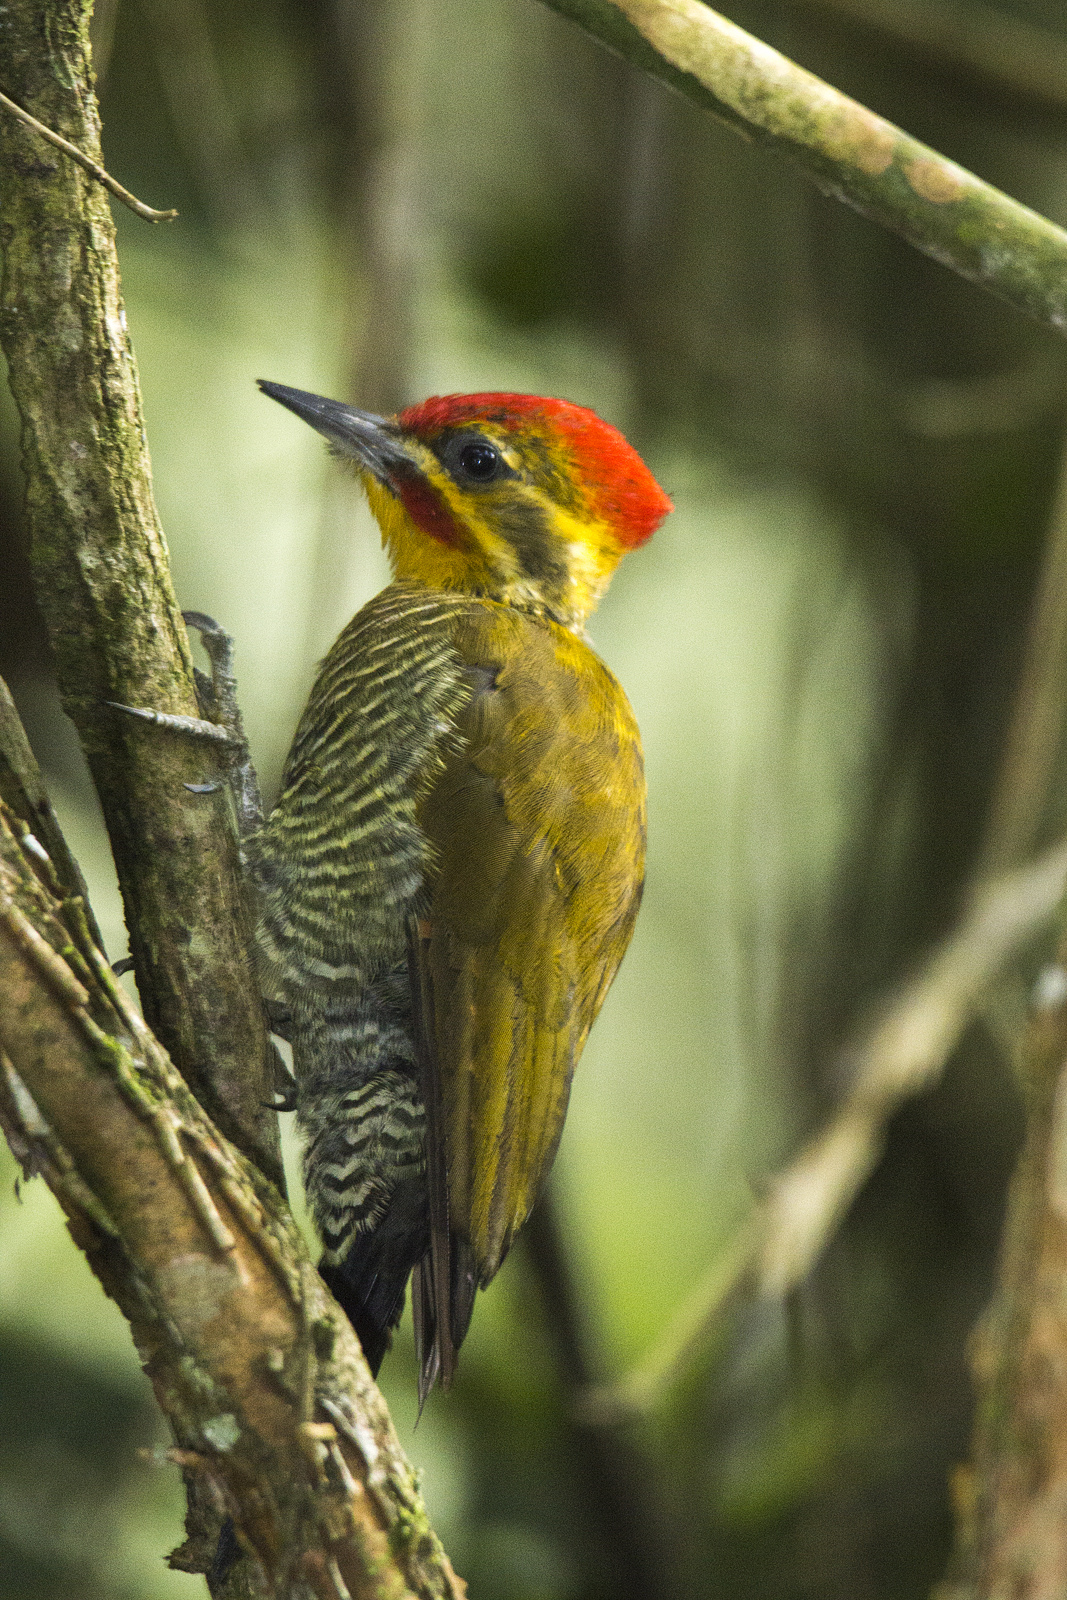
[{"left": 366, "top": 476, "right": 623, "bottom": 630}]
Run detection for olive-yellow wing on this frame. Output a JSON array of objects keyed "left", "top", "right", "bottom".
[{"left": 412, "top": 601, "right": 645, "bottom": 1389}]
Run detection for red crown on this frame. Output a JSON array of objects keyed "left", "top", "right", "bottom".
[{"left": 399, "top": 393, "right": 672, "bottom": 549}]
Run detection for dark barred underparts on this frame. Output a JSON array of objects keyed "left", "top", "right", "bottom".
[
  {"left": 245, "top": 584, "right": 474, "bottom": 1373},
  {"left": 246, "top": 584, "right": 475, "bottom": 1001},
  {"left": 298, "top": 967, "right": 428, "bottom": 1375},
  {"left": 298, "top": 969, "right": 425, "bottom": 1264}
]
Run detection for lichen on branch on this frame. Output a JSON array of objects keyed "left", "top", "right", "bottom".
[
  {"left": 0, "top": 794, "right": 464, "bottom": 1599},
  {"left": 0, "top": 0, "right": 279, "bottom": 1186},
  {"left": 539, "top": 0, "right": 1067, "bottom": 336}
]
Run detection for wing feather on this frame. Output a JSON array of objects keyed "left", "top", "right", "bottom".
[{"left": 415, "top": 603, "right": 645, "bottom": 1354}]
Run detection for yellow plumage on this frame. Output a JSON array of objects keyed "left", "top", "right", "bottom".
[{"left": 419, "top": 602, "right": 645, "bottom": 1277}]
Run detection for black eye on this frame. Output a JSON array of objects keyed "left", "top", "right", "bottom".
[{"left": 458, "top": 441, "right": 501, "bottom": 481}]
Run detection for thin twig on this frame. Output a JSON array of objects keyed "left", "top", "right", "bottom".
[
  {"left": 0, "top": 899, "right": 90, "bottom": 1011},
  {"left": 0, "top": 88, "right": 177, "bottom": 222},
  {"left": 583, "top": 837, "right": 1067, "bottom": 1422},
  {"left": 151, "top": 1104, "right": 238, "bottom": 1254}
]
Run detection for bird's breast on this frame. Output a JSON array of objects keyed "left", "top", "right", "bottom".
[
  {"left": 246, "top": 583, "right": 644, "bottom": 1031},
  {"left": 245, "top": 584, "right": 476, "bottom": 1005}
]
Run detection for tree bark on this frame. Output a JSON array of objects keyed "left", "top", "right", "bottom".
[
  {"left": 537, "top": 0, "right": 1067, "bottom": 338},
  {"left": 0, "top": 3, "right": 467, "bottom": 1592},
  {"left": 0, "top": 793, "right": 465, "bottom": 1599},
  {"left": 0, "top": 0, "right": 280, "bottom": 1188}
]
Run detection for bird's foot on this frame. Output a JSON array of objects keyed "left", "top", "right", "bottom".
[
  {"left": 107, "top": 612, "right": 263, "bottom": 837},
  {"left": 182, "top": 611, "right": 241, "bottom": 728},
  {"left": 105, "top": 701, "right": 240, "bottom": 745}
]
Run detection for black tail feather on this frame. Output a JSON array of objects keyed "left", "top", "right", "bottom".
[
  {"left": 319, "top": 1184, "right": 428, "bottom": 1378},
  {"left": 450, "top": 1236, "right": 478, "bottom": 1355},
  {"left": 410, "top": 1238, "right": 479, "bottom": 1406},
  {"left": 411, "top": 1256, "right": 439, "bottom": 1404},
  {"left": 323, "top": 1229, "right": 480, "bottom": 1391},
  {"left": 320, "top": 1257, "right": 401, "bottom": 1377}
]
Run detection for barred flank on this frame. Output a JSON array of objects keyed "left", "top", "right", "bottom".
[
  {"left": 246, "top": 583, "right": 473, "bottom": 1001},
  {"left": 245, "top": 587, "right": 473, "bottom": 1369}
]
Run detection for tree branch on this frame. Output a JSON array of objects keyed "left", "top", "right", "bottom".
[
  {"left": 583, "top": 839, "right": 1067, "bottom": 1423},
  {"left": 0, "top": 0, "right": 280, "bottom": 1188},
  {"left": 537, "top": 0, "right": 1067, "bottom": 338},
  {"left": 0, "top": 87, "right": 178, "bottom": 221},
  {"left": 0, "top": 797, "right": 465, "bottom": 1600},
  {"left": 937, "top": 926, "right": 1067, "bottom": 1598},
  {"left": 0, "top": 673, "right": 104, "bottom": 951}
]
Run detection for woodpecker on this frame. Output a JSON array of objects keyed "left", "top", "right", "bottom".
[{"left": 249, "top": 381, "right": 671, "bottom": 1395}]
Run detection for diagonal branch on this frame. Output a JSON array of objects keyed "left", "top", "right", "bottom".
[
  {"left": 0, "top": 87, "right": 177, "bottom": 221},
  {"left": 0, "top": 674, "right": 104, "bottom": 951},
  {"left": 0, "top": 796, "right": 465, "bottom": 1600},
  {"left": 537, "top": 0, "right": 1067, "bottom": 338},
  {"left": 583, "top": 838, "right": 1067, "bottom": 1423}
]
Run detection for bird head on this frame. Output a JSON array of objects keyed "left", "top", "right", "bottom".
[{"left": 259, "top": 382, "right": 672, "bottom": 628}]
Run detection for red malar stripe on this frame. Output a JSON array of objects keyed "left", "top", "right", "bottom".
[{"left": 398, "top": 476, "right": 462, "bottom": 546}]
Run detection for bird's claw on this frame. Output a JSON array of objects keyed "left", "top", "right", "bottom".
[
  {"left": 105, "top": 613, "right": 264, "bottom": 837},
  {"left": 182, "top": 610, "right": 233, "bottom": 651},
  {"left": 106, "top": 701, "right": 241, "bottom": 746},
  {"left": 182, "top": 612, "right": 238, "bottom": 714}
]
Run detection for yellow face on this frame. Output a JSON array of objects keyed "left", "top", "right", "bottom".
[
  {"left": 257, "top": 382, "right": 671, "bottom": 626},
  {"left": 360, "top": 422, "right": 630, "bottom": 629}
]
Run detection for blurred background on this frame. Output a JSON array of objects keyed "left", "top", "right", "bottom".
[{"left": 4, "top": 0, "right": 1067, "bottom": 1594}]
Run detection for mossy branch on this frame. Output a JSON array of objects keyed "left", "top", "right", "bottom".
[
  {"left": 0, "top": 2, "right": 465, "bottom": 1591},
  {"left": 0, "top": 791, "right": 465, "bottom": 1600},
  {"left": 0, "top": 0, "right": 279, "bottom": 1187},
  {"left": 537, "top": 0, "right": 1067, "bottom": 337}
]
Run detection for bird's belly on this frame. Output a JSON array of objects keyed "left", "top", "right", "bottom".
[{"left": 294, "top": 964, "right": 426, "bottom": 1265}]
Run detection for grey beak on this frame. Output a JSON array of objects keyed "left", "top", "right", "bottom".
[{"left": 258, "top": 380, "right": 412, "bottom": 482}]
